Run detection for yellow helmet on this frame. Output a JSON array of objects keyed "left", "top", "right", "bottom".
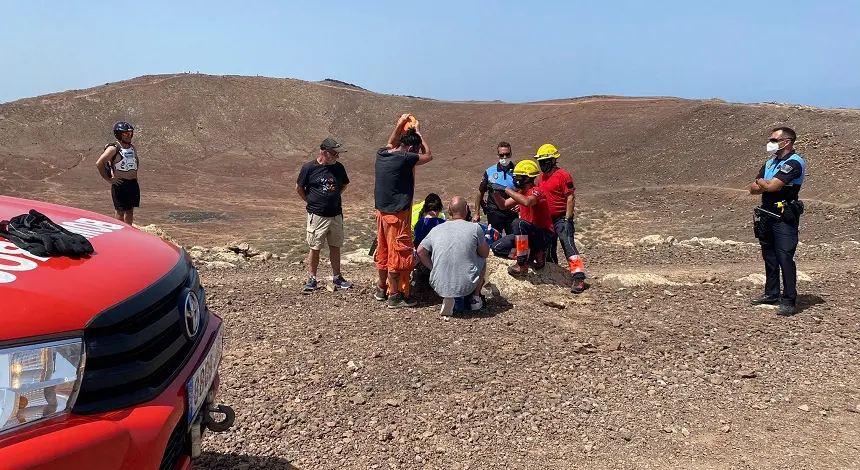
[
  {"left": 535, "top": 143, "right": 560, "bottom": 160},
  {"left": 513, "top": 159, "right": 540, "bottom": 178}
]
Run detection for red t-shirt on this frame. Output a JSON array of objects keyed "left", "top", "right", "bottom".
[
  {"left": 519, "top": 187, "right": 555, "bottom": 232},
  {"left": 538, "top": 168, "right": 575, "bottom": 217}
]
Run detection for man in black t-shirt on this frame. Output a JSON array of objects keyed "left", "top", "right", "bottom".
[
  {"left": 373, "top": 114, "right": 434, "bottom": 308},
  {"left": 297, "top": 137, "right": 352, "bottom": 292}
]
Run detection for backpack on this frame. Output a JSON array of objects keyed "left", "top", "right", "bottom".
[{"left": 0, "top": 210, "right": 94, "bottom": 257}]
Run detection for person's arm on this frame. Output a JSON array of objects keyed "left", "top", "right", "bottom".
[
  {"left": 415, "top": 126, "right": 432, "bottom": 166},
  {"left": 566, "top": 192, "right": 575, "bottom": 219},
  {"left": 474, "top": 176, "right": 488, "bottom": 222},
  {"left": 563, "top": 175, "right": 575, "bottom": 219},
  {"left": 749, "top": 164, "right": 767, "bottom": 194},
  {"left": 296, "top": 165, "right": 309, "bottom": 202},
  {"left": 417, "top": 244, "right": 433, "bottom": 270},
  {"left": 95, "top": 146, "right": 118, "bottom": 183},
  {"left": 386, "top": 114, "right": 412, "bottom": 149},
  {"left": 340, "top": 183, "right": 348, "bottom": 195},
  {"left": 476, "top": 226, "right": 490, "bottom": 258},
  {"left": 494, "top": 187, "right": 537, "bottom": 209}
]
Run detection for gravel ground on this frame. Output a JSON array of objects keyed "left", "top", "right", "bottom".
[{"left": 194, "top": 242, "right": 860, "bottom": 470}]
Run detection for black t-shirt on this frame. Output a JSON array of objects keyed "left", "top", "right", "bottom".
[
  {"left": 756, "top": 155, "right": 803, "bottom": 210},
  {"left": 374, "top": 148, "right": 419, "bottom": 213},
  {"left": 297, "top": 160, "right": 350, "bottom": 217}
]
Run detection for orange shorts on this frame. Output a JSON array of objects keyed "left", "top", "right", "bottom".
[{"left": 374, "top": 209, "right": 414, "bottom": 274}]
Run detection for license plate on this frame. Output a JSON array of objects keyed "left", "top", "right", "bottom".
[{"left": 186, "top": 325, "right": 223, "bottom": 426}]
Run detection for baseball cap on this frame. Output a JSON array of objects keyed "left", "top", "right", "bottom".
[{"left": 320, "top": 137, "right": 347, "bottom": 153}]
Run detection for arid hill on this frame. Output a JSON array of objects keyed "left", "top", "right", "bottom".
[{"left": 1, "top": 73, "right": 857, "bottom": 248}]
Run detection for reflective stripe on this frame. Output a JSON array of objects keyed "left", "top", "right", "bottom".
[
  {"left": 515, "top": 235, "right": 530, "bottom": 259},
  {"left": 568, "top": 255, "right": 585, "bottom": 274}
]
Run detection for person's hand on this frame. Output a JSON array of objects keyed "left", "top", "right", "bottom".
[
  {"left": 397, "top": 113, "right": 411, "bottom": 124},
  {"left": 109, "top": 177, "right": 123, "bottom": 186},
  {"left": 471, "top": 214, "right": 480, "bottom": 223},
  {"left": 512, "top": 205, "right": 520, "bottom": 214}
]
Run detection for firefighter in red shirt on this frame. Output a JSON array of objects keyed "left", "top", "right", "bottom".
[
  {"left": 535, "top": 144, "right": 586, "bottom": 294},
  {"left": 489, "top": 160, "right": 555, "bottom": 276}
]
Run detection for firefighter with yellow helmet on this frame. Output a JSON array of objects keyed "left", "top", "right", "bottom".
[
  {"left": 489, "top": 159, "right": 556, "bottom": 276},
  {"left": 535, "top": 143, "right": 586, "bottom": 294}
]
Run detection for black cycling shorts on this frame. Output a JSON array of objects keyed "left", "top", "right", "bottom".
[{"left": 111, "top": 179, "right": 140, "bottom": 211}]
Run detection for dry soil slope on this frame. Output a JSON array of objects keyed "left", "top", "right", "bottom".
[{"left": 0, "top": 73, "right": 857, "bottom": 227}]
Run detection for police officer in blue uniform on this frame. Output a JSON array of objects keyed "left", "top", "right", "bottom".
[
  {"left": 473, "top": 142, "right": 518, "bottom": 235},
  {"left": 749, "top": 127, "right": 806, "bottom": 316}
]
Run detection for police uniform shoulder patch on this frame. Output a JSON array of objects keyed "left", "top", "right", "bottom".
[
  {"left": 780, "top": 163, "right": 794, "bottom": 173},
  {"left": 492, "top": 173, "right": 498, "bottom": 180}
]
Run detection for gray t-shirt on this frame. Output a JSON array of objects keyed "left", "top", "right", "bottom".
[{"left": 419, "top": 219, "right": 488, "bottom": 298}]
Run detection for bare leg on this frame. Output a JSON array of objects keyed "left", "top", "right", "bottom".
[
  {"left": 114, "top": 210, "right": 123, "bottom": 222},
  {"left": 125, "top": 210, "right": 134, "bottom": 226},
  {"left": 307, "top": 249, "right": 321, "bottom": 278},
  {"left": 377, "top": 269, "right": 388, "bottom": 289},
  {"left": 330, "top": 246, "right": 341, "bottom": 277}
]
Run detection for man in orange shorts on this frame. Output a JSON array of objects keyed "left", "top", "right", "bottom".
[{"left": 374, "top": 114, "right": 433, "bottom": 308}]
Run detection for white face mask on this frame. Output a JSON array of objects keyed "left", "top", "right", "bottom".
[
  {"left": 766, "top": 141, "right": 780, "bottom": 154},
  {"left": 499, "top": 158, "right": 508, "bottom": 166}
]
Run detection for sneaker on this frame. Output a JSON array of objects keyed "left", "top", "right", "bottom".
[
  {"left": 374, "top": 285, "right": 388, "bottom": 301},
  {"left": 470, "top": 295, "right": 483, "bottom": 311},
  {"left": 332, "top": 275, "right": 352, "bottom": 290},
  {"left": 751, "top": 294, "right": 780, "bottom": 305},
  {"left": 387, "top": 292, "right": 417, "bottom": 309},
  {"left": 302, "top": 277, "right": 318, "bottom": 292},
  {"left": 571, "top": 279, "right": 585, "bottom": 294}
]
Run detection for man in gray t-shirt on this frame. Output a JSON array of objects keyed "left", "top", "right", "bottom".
[{"left": 417, "top": 196, "right": 490, "bottom": 312}]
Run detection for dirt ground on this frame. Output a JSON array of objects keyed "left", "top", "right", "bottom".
[
  {"left": 191, "top": 218, "right": 860, "bottom": 470},
  {"left": 3, "top": 74, "right": 859, "bottom": 469}
]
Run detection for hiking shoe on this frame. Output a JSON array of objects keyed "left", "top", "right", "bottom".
[
  {"left": 751, "top": 294, "right": 780, "bottom": 305},
  {"left": 571, "top": 278, "right": 585, "bottom": 294},
  {"left": 374, "top": 285, "right": 388, "bottom": 301},
  {"left": 777, "top": 303, "right": 797, "bottom": 316},
  {"left": 302, "top": 277, "right": 318, "bottom": 292},
  {"left": 508, "top": 264, "right": 528, "bottom": 276},
  {"left": 530, "top": 252, "right": 546, "bottom": 270},
  {"left": 387, "top": 292, "right": 417, "bottom": 309},
  {"left": 470, "top": 295, "right": 483, "bottom": 311},
  {"left": 333, "top": 275, "right": 352, "bottom": 290}
]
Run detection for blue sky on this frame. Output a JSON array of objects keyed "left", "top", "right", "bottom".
[{"left": 1, "top": 0, "right": 857, "bottom": 107}]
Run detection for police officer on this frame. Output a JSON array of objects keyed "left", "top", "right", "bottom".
[
  {"left": 748, "top": 126, "right": 806, "bottom": 316},
  {"left": 473, "top": 142, "right": 518, "bottom": 235}
]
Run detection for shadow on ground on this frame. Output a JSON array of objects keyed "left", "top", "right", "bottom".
[
  {"left": 196, "top": 452, "right": 300, "bottom": 469},
  {"left": 796, "top": 293, "right": 826, "bottom": 314}
]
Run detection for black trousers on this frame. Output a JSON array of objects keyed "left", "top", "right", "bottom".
[
  {"left": 485, "top": 208, "right": 517, "bottom": 236},
  {"left": 546, "top": 216, "right": 586, "bottom": 280},
  {"left": 759, "top": 219, "right": 799, "bottom": 305},
  {"left": 491, "top": 218, "right": 553, "bottom": 266}
]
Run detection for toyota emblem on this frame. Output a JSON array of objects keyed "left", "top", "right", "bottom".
[{"left": 183, "top": 290, "right": 201, "bottom": 339}]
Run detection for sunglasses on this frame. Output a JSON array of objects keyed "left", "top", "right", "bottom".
[
  {"left": 768, "top": 138, "right": 787, "bottom": 143},
  {"left": 121, "top": 131, "right": 133, "bottom": 137},
  {"left": 498, "top": 152, "right": 511, "bottom": 157}
]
